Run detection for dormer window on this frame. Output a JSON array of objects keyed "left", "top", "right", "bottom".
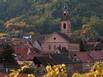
[{"left": 73, "top": 54, "right": 80, "bottom": 62}]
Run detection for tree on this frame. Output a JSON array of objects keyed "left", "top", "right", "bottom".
[
  {"left": 0, "top": 0, "right": 103, "bottom": 34},
  {"left": 72, "top": 62, "right": 103, "bottom": 77},
  {"left": 80, "top": 40, "right": 87, "bottom": 51},
  {"left": 0, "top": 43, "right": 15, "bottom": 64}
]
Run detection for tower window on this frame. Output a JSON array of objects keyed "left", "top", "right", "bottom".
[
  {"left": 64, "top": 11, "right": 67, "bottom": 16},
  {"left": 64, "top": 13, "right": 66, "bottom": 16},
  {"left": 63, "top": 23, "right": 66, "bottom": 29}
]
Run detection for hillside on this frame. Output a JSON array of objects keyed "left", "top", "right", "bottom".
[{"left": 0, "top": 0, "right": 103, "bottom": 35}]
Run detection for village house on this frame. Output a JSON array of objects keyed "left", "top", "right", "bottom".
[{"left": 41, "top": 7, "right": 80, "bottom": 54}]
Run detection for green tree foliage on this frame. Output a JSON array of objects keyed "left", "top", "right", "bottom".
[
  {"left": 0, "top": 43, "right": 15, "bottom": 63},
  {"left": 0, "top": 0, "right": 103, "bottom": 35}
]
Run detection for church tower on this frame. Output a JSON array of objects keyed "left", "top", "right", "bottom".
[{"left": 61, "top": 6, "right": 72, "bottom": 35}]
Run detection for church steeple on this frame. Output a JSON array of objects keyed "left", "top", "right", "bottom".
[
  {"left": 60, "top": 6, "right": 72, "bottom": 35},
  {"left": 62, "top": 6, "right": 70, "bottom": 20}
]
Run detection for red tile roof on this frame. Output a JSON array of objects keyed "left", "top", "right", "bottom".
[
  {"left": 19, "top": 74, "right": 28, "bottom": 77},
  {"left": 11, "top": 38, "right": 36, "bottom": 61},
  {"left": 0, "top": 73, "right": 7, "bottom": 77},
  {"left": 76, "top": 52, "right": 93, "bottom": 63},
  {"left": 89, "top": 51, "right": 103, "bottom": 60},
  {"left": 76, "top": 51, "right": 103, "bottom": 63}
]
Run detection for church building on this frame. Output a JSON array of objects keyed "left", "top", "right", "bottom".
[{"left": 41, "top": 7, "right": 80, "bottom": 54}]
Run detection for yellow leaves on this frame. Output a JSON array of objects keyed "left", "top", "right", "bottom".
[
  {"left": 80, "top": 16, "right": 100, "bottom": 38},
  {"left": 79, "top": 24, "right": 93, "bottom": 38},
  {"left": 28, "top": 74, "right": 35, "bottom": 77},
  {"left": 8, "top": 69, "right": 21, "bottom": 77},
  {"left": 4, "top": 21, "right": 13, "bottom": 28},
  {"left": 72, "top": 62, "right": 103, "bottom": 77},
  {"left": 82, "top": 16, "right": 99, "bottom": 28},
  {"left": 0, "top": 32, "right": 7, "bottom": 37},
  {"left": 4, "top": 16, "right": 26, "bottom": 30},
  {"left": 8, "top": 62, "right": 36, "bottom": 77},
  {"left": 90, "top": 62, "right": 103, "bottom": 75},
  {"left": 44, "top": 64, "right": 67, "bottom": 77},
  {"left": 72, "top": 72, "right": 83, "bottom": 77},
  {"left": 5, "top": 21, "right": 26, "bottom": 29},
  {"left": 46, "top": 64, "right": 52, "bottom": 72}
]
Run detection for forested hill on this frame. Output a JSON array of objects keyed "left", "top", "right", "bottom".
[{"left": 0, "top": 0, "right": 103, "bottom": 35}]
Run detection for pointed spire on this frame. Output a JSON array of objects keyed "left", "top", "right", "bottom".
[{"left": 62, "top": 5, "right": 70, "bottom": 21}]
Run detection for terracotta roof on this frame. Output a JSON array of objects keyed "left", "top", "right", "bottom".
[
  {"left": 95, "top": 42, "right": 103, "bottom": 50},
  {"left": 0, "top": 73, "right": 7, "bottom": 77},
  {"left": 33, "top": 53, "right": 80, "bottom": 66},
  {"left": 57, "top": 32, "right": 71, "bottom": 42},
  {"left": 76, "top": 51, "right": 103, "bottom": 63},
  {"left": 76, "top": 52, "right": 93, "bottom": 63},
  {"left": 16, "top": 51, "right": 35, "bottom": 61},
  {"left": 19, "top": 74, "right": 28, "bottom": 77},
  {"left": 13, "top": 46, "right": 36, "bottom": 61},
  {"left": 57, "top": 32, "right": 80, "bottom": 43},
  {"left": 32, "top": 35, "right": 47, "bottom": 43},
  {"left": 89, "top": 51, "right": 103, "bottom": 60}
]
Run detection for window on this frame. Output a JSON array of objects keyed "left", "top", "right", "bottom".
[
  {"left": 73, "top": 54, "right": 80, "bottom": 62},
  {"left": 59, "top": 44, "right": 61, "bottom": 48},
  {"left": 63, "top": 11, "right": 67, "bottom": 16},
  {"left": 68, "top": 64, "right": 73, "bottom": 71},
  {"left": 53, "top": 37, "right": 56, "bottom": 40},
  {"left": 83, "top": 63, "right": 91, "bottom": 70},
  {"left": 58, "top": 44, "right": 62, "bottom": 50},
  {"left": 64, "top": 13, "right": 66, "bottom": 16},
  {"left": 48, "top": 45, "right": 51, "bottom": 50},
  {"left": 63, "top": 23, "right": 66, "bottom": 29},
  {"left": 54, "top": 45, "right": 56, "bottom": 50}
]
